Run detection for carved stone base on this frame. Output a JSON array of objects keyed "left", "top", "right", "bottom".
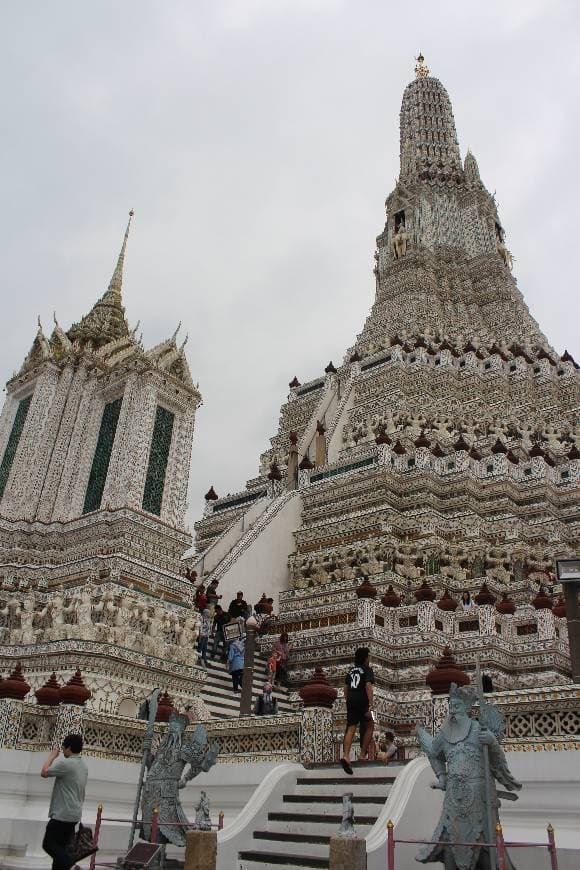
[
  {"left": 185, "top": 830, "right": 217, "bottom": 870},
  {"left": 300, "top": 706, "right": 334, "bottom": 765},
  {"left": 329, "top": 835, "right": 366, "bottom": 870},
  {"left": 0, "top": 699, "right": 25, "bottom": 748}
]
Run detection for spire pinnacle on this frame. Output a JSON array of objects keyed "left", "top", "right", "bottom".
[
  {"left": 108, "top": 209, "right": 134, "bottom": 299},
  {"left": 415, "top": 52, "right": 430, "bottom": 78}
]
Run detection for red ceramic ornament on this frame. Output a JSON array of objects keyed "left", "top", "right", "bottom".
[
  {"left": 356, "top": 578, "right": 377, "bottom": 599},
  {"left": 0, "top": 662, "right": 30, "bottom": 701},
  {"left": 59, "top": 669, "right": 91, "bottom": 706},
  {"left": 299, "top": 666, "right": 337, "bottom": 709},
  {"left": 426, "top": 646, "right": 470, "bottom": 696},
  {"left": 35, "top": 672, "right": 61, "bottom": 706}
]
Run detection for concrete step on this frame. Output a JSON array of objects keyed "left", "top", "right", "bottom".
[
  {"left": 304, "top": 760, "right": 403, "bottom": 771},
  {"left": 248, "top": 835, "right": 329, "bottom": 859},
  {"left": 294, "top": 777, "right": 393, "bottom": 798},
  {"left": 239, "top": 850, "right": 329, "bottom": 868},
  {"left": 296, "top": 774, "right": 396, "bottom": 785},
  {"left": 254, "top": 831, "right": 330, "bottom": 846},
  {"left": 266, "top": 811, "right": 378, "bottom": 833},
  {"left": 283, "top": 794, "right": 386, "bottom": 806}
]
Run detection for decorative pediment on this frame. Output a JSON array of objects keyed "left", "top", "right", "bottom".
[{"left": 19, "top": 319, "right": 53, "bottom": 374}]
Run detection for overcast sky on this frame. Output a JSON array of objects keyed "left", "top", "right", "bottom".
[{"left": 1, "top": 1, "right": 578, "bottom": 532}]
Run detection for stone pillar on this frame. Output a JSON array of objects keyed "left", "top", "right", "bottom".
[
  {"left": 329, "top": 836, "right": 366, "bottom": 870},
  {"left": 315, "top": 421, "right": 327, "bottom": 467},
  {"left": 52, "top": 703, "right": 84, "bottom": 749},
  {"left": 300, "top": 706, "right": 335, "bottom": 765},
  {"left": 0, "top": 699, "right": 25, "bottom": 749},
  {"left": 564, "top": 582, "right": 580, "bottom": 683},
  {"left": 418, "top": 601, "right": 435, "bottom": 632},
  {"left": 184, "top": 830, "right": 217, "bottom": 870},
  {"left": 536, "top": 607, "right": 556, "bottom": 641},
  {"left": 356, "top": 597, "right": 376, "bottom": 628},
  {"left": 478, "top": 604, "right": 497, "bottom": 635},
  {"left": 287, "top": 433, "right": 299, "bottom": 490}
]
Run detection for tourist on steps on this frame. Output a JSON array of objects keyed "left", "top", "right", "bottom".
[
  {"left": 376, "top": 731, "right": 397, "bottom": 764},
  {"left": 228, "top": 590, "right": 249, "bottom": 620},
  {"left": 41, "top": 733, "right": 88, "bottom": 870},
  {"left": 206, "top": 578, "right": 222, "bottom": 612},
  {"left": 197, "top": 608, "right": 210, "bottom": 667},
  {"left": 271, "top": 632, "right": 290, "bottom": 685},
  {"left": 340, "top": 647, "right": 375, "bottom": 775},
  {"left": 228, "top": 635, "right": 245, "bottom": 693},
  {"left": 195, "top": 584, "right": 208, "bottom": 613},
  {"left": 210, "top": 604, "right": 228, "bottom": 661}
]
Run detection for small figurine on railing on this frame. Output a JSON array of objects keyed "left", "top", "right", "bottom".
[
  {"left": 193, "top": 791, "right": 212, "bottom": 831},
  {"left": 337, "top": 793, "right": 356, "bottom": 839}
]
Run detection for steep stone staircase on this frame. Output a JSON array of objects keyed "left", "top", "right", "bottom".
[
  {"left": 238, "top": 762, "right": 401, "bottom": 869},
  {"left": 200, "top": 651, "right": 293, "bottom": 720}
]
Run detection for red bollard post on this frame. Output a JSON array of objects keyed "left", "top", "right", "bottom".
[
  {"left": 218, "top": 811, "right": 224, "bottom": 831},
  {"left": 387, "top": 819, "right": 395, "bottom": 870},
  {"left": 150, "top": 806, "right": 159, "bottom": 843},
  {"left": 90, "top": 804, "right": 102, "bottom": 870},
  {"left": 547, "top": 824, "right": 559, "bottom": 870},
  {"left": 495, "top": 823, "right": 506, "bottom": 870}
]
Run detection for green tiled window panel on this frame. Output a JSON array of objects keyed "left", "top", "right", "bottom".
[
  {"left": 0, "top": 395, "right": 32, "bottom": 500},
  {"left": 83, "top": 397, "right": 123, "bottom": 514},
  {"left": 142, "top": 405, "right": 175, "bottom": 516}
]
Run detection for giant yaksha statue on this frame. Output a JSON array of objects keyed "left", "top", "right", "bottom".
[
  {"left": 141, "top": 713, "right": 218, "bottom": 846},
  {"left": 416, "top": 683, "right": 521, "bottom": 870}
]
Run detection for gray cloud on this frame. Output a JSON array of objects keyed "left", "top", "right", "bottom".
[{"left": 1, "top": 0, "right": 578, "bottom": 532}]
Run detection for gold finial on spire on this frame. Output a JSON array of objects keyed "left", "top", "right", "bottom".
[
  {"left": 108, "top": 209, "right": 134, "bottom": 299},
  {"left": 415, "top": 53, "right": 430, "bottom": 78}
]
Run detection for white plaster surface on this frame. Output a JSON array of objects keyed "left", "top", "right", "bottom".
[
  {"left": 366, "top": 750, "right": 580, "bottom": 870},
  {"left": 1, "top": 749, "right": 578, "bottom": 870},
  {"left": 207, "top": 490, "right": 302, "bottom": 613},
  {"left": 186, "top": 496, "right": 269, "bottom": 575},
  {"left": 0, "top": 749, "right": 277, "bottom": 870}
]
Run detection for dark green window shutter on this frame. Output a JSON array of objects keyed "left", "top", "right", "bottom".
[
  {"left": 82, "top": 397, "right": 123, "bottom": 514},
  {"left": 0, "top": 395, "right": 32, "bottom": 501},
  {"left": 142, "top": 406, "right": 175, "bottom": 516}
]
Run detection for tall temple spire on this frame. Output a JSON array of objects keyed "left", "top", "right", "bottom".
[
  {"left": 106, "top": 209, "right": 134, "bottom": 301},
  {"left": 67, "top": 212, "right": 134, "bottom": 349},
  {"left": 400, "top": 59, "right": 461, "bottom": 179}
]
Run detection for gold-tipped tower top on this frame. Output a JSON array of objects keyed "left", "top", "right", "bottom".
[
  {"left": 108, "top": 209, "right": 134, "bottom": 300},
  {"left": 415, "top": 52, "right": 430, "bottom": 78}
]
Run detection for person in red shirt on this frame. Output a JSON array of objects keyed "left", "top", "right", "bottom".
[{"left": 195, "top": 584, "right": 208, "bottom": 612}]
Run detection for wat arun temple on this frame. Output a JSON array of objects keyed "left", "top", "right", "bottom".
[{"left": 0, "top": 56, "right": 578, "bottom": 869}]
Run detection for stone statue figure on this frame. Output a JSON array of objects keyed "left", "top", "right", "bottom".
[
  {"left": 392, "top": 227, "right": 410, "bottom": 259},
  {"left": 337, "top": 793, "right": 356, "bottom": 838},
  {"left": 72, "top": 584, "right": 95, "bottom": 639},
  {"left": 194, "top": 790, "right": 212, "bottom": 831},
  {"left": 415, "top": 683, "right": 521, "bottom": 870},
  {"left": 19, "top": 593, "right": 37, "bottom": 644},
  {"left": 497, "top": 241, "right": 513, "bottom": 270},
  {"left": 141, "top": 713, "right": 218, "bottom": 846}
]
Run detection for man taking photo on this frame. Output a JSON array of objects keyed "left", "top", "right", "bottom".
[
  {"left": 41, "top": 733, "right": 88, "bottom": 870},
  {"left": 340, "top": 646, "right": 375, "bottom": 775}
]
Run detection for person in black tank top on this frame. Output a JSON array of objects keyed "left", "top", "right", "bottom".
[{"left": 340, "top": 646, "right": 375, "bottom": 775}]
